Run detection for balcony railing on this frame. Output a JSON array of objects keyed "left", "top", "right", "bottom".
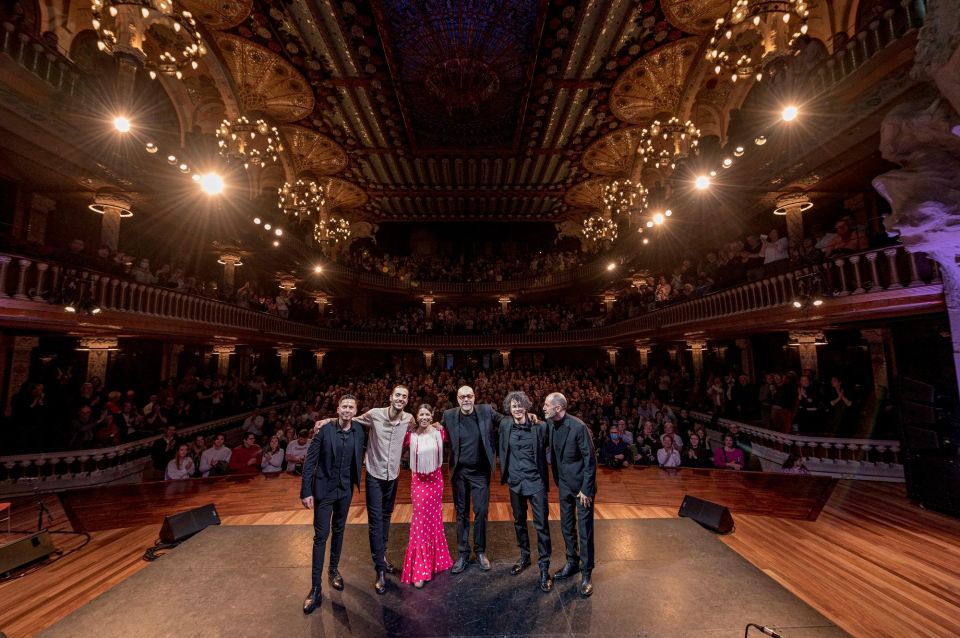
[
  {"left": 679, "top": 407, "right": 904, "bottom": 482},
  {"left": 0, "top": 20, "right": 83, "bottom": 96},
  {"left": 0, "top": 244, "right": 942, "bottom": 349},
  {"left": 0, "top": 401, "right": 295, "bottom": 497}
]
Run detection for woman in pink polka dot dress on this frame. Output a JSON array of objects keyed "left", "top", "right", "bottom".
[{"left": 401, "top": 404, "right": 453, "bottom": 588}]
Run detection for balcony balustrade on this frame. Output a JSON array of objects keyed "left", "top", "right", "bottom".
[{"left": 1, "top": 20, "right": 82, "bottom": 97}]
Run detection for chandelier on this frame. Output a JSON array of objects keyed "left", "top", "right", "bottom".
[
  {"left": 91, "top": 0, "right": 207, "bottom": 80},
  {"left": 582, "top": 214, "right": 618, "bottom": 243},
  {"left": 707, "top": 0, "right": 809, "bottom": 83},
  {"left": 638, "top": 117, "right": 701, "bottom": 170},
  {"left": 314, "top": 216, "right": 351, "bottom": 245},
  {"left": 602, "top": 178, "right": 647, "bottom": 218},
  {"left": 216, "top": 117, "right": 283, "bottom": 169},
  {"left": 278, "top": 179, "right": 324, "bottom": 220}
]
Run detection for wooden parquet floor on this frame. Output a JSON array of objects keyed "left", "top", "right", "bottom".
[{"left": 2, "top": 474, "right": 959, "bottom": 637}]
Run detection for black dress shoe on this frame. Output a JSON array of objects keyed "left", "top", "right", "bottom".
[
  {"left": 539, "top": 570, "right": 554, "bottom": 593},
  {"left": 328, "top": 570, "right": 344, "bottom": 591},
  {"left": 579, "top": 571, "right": 593, "bottom": 597},
  {"left": 451, "top": 555, "right": 469, "bottom": 574},
  {"left": 553, "top": 562, "right": 580, "bottom": 580},
  {"left": 303, "top": 585, "right": 321, "bottom": 614},
  {"left": 374, "top": 569, "right": 386, "bottom": 595},
  {"left": 384, "top": 559, "right": 396, "bottom": 574},
  {"left": 510, "top": 557, "right": 532, "bottom": 575},
  {"left": 476, "top": 552, "right": 492, "bottom": 571}
]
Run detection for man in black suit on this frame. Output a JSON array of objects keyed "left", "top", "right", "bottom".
[
  {"left": 544, "top": 391, "right": 597, "bottom": 597},
  {"left": 300, "top": 394, "right": 365, "bottom": 614},
  {"left": 443, "top": 385, "right": 500, "bottom": 574},
  {"left": 498, "top": 390, "right": 553, "bottom": 593}
]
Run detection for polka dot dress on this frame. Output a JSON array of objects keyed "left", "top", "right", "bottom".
[{"left": 401, "top": 434, "right": 453, "bottom": 584}]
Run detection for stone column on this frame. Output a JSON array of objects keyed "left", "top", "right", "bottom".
[
  {"left": 635, "top": 342, "right": 652, "bottom": 367},
  {"left": 422, "top": 295, "right": 435, "bottom": 318},
  {"left": 735, "top": 338, "right": 755, "bottom": 382},
  {"left": 3, "top": 336, "right": 38, "bottom": 416},
  {"left": 687, "top": 340, "right": 708, "bottom": 382},
  {"left": 89, "top": 191, "right": 133, "bottom": 252},
  {"left": 775, "top": 193, "right": 813, "bottom": 247},
  {"left": 213, "top": 344, "right": 235, "bottom": 377},
  {"left": 217, "top": 249, "right": 243, "bottom": 296},
  {"left": 276, "top": 344, "right": 294, "bottom": 375},
  {"left": 423, "top": 350, "right": 434, "bottom": 368},
  {"left": 79, "top": 337, "right": 117, "bottom": 383},
  {"left": 238, "top": 347, "right": 252, "bottom": 379},
  {"left": 498, "top": 296, "right": 511, "bottom": 314},
  {"left": 313, "top": 292, "right": 329, "bottom": 314},
  {"left": 314, "top": 349, "right": 327, "bottom": 370},
  {"left": 602, "top": 292, "right": 616, "bottom": 313},
  {"left": 789, "top": 331, "right": 824, "bottom": 376},
  {"left": 667, "top": 346, "right": 680, "bottom": 366},
  {"left": 499, "top": 350, "right": 510, "bottom": 367},
  {"left": 160, "top": 343, "right": 184, "bottom": 381},
  {"left": 26, "top": 194, "right": 55, "bottom": 245},
  {"left": 861, "top": 328, "right": 894, "bottom": 398},
  {"left": 605, "top": 347, "right": 618, "bottom": 366}
]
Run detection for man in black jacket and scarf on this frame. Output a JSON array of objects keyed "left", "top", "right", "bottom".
[{"left": 300, "top": 394, "right": 365, "bottom": 614}]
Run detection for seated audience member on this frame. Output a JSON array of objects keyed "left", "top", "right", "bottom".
[
  {"left": 151, "top": 424, "right": 179, "bottom": 472},
  {"left": 713, "top": 434, "right": 745, "bottom": 470},
  {"left": 261, "top": 435, "right": 285, "bottom": 474},
  {"left": 285, "top": 429, "right": 311, "bottom": 473},
  {"left": 165, "top": 443, "right": 195, "bottom": 480},
  {"left": 199, "top": 433, "right": 232, "bottom": 476},
  {"left": 616, "top": 419, "right": 633, "bottom": 445},
  {"left": 144, "top": 403, "right": 168, "bottom": 430},
  {"left": 781, "top": 454, "right": 809, "bottom": 474},
  {"left": 188, "top": 435, "right": 207, "bottom": 476},
  {"left": 823, "top": 216, "right": 867, "bottom": 257},
  {"left": 635, "top": 421, "right": 660, "bottom": 465},
  {"left": 68, "top": 405, "right": 97, "bottom": 448},
  {"left": 676, "top": 408, "right": 694, "bottom": 438},
  {"left": 726, "top": 422, "right": 752, "bottom": 467},
  {"left": 657, "top": 434, "right": 682, "bottom": 468},
  {"left": 242, "top": 408, "right": 264, "bottom": 437},
  {"left": 682, "top": 433, "right": 712, "bottom": 468},
  {"left": 229, "top": 432, "right": 262, "bottom": 474},
  {"left": 601, "top": 429, "right": 632, "bottom": 468},
  {"left": 95, "top": 413, "right": 121, "bottom": 446},
  {"left": 660, "top": 421, "right": 684, "bottom": 451}
]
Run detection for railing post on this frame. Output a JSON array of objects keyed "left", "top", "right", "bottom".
[
  {"left": 14, "top": 258, "right": 32, "bottom": 299},
  {"left": 32, "top": 262, "right": 49, "bottom": 300},
  {"left": 865, "top": 251, "right": 883, "bottom": 292},
  {"left": 906, "top": 251, "right": 924, "bottom": 287},
  {"left": 110, "top": 279, "right": 119, "bottom": 308},
  {"left": 98, "top": 276, "right": 110, "bottom": 308},
  {"left": 0, "top": 255, "right": 13, "bottom": 297},
  {"left": 834, "top": 258, "right": 850, "bottom": 296},
  {"left": 849, "top": 255, "right": 865, "bottom": 294},
  {"left": 119, "top": 281, "right": 129, "bottom": 309},
  {"left": 883, "top": 248, "right": 903, "bottom": 289},
  {"left": 883, "top": 8, "right": 898, "bottom": 43},
  {"left": 931, "top": 260, "right": 942, "bottom": 284}
]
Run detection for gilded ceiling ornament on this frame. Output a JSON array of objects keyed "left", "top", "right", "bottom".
[
  {"left": 661, "top": 0, "right": 729, "bottom": 35},
  {"left": 281, "top": 125, "right": 348, "bottom": 175},
  {"left": 178, "top": 0, "right": 252, "bottom": 30},
  {"left": 213, "top": 33, "right": 314, "bottom": 123},
  {"left": 316, "top": 177, "right": 368, "bottom": 210},
  {"left": 610, "top": 38, "right": 701, "bottom": 125},
  {"left": 564, "top": 177, "right": 610, "bottom": 209},
  {"left": 582, "top": 127, "right": 646, "bottom": 176}
]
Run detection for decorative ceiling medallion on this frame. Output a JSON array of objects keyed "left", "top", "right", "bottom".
[
  {"left": 610, "top": 38, "right": 701, "bottom": 125},
  {"left": 662, "top": 0, "right": 729, "bottom": 35},
  {"left": 179, "top": 0, "right": 252, "bottom": 30},
  {"left": 282, "top": 125, "right": 348, "bottom": 175},
  {"left": 582, "top": 127, "right": 645, "bottom": 176},
  {"left": 213, "top": 33, "right": 314, "bottom": 123},
  {"left": 563, "top": 177, "right": 610, "bottom": 209},
  {"left": 316, "top": 177, "right": 367, "bottom": 210}
]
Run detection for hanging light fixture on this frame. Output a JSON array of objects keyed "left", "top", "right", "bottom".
[
  {"left": 602, "top": 178, "right": 647, "bottom": 218},
  {"left": 216, "top": 117, "right": 283, "bottom": 169},
  {"left": 314, "top": 216, "right": 351, "bottom": 245},
  {"left": 637, "top": 117, "right": 701, "bottom": 171},
  {"left": 582, "top": 214, "right": 618, "bottom": 243},
  {"left": 706, "top": 0, "right": 809, "bottom": 83},
  {"left": 90, "top": 0, "right": 207, "bottom": 80},
  {"left": 278, "top": 179, "right": 324, "bottom": 220}
]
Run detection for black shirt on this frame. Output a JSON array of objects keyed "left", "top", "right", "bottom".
[
  {"left": 507, "top": 422, "right": 544, "bottom": 496},
  {"left": 329, "top": 423, "right": 359, "bottom": 497},
  {"left": 457, "top": 410, "right": 484, "bottom": 468}
]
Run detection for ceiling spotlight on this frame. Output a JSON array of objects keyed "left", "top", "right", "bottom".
[
  {"left": 664, "top": 209, "right": 672, "bottom": 217},
  {"left": 167, "top": 155, "right": 177, "bottom": 164},
  {"left": 642, "top": 238, "right": 650, "bottom": 245},
  {"left": 782, "top": 105, "right": 798, "bottom": 122},
  {"left": 722, "top": 158, "right": 733, "bottom": 168},
  {"left": 145, "top": 142, "right": 158, "bottom": 154},
  {"left": 755, "top": 135, "right": 767, "bottom": 146},
  {"left": 178, "top": 163, "right": 190, "bottom": 173},
  {"left": 113, "top": 116, "right": 131, "bottom": 133},
  {"left": 64, "top": 304, "right": 77, "bottom": 313},
  {"left": 199, "top": 172, "right": 224, "bottom": 195},
  {"left": 653, "top": 212, "right": 665, "bottom": 225},
  {"left": 734, "top": 146, "right": 745, "bottom": 157},
  {"left": 275, "top": 228, "right": 283, "bottom": 236},
  {"left": 695, "top": 175, "right": 711, "bottom": 190},
  {"left": 253, "top": 217, "right": 261, "bottom": 225},
  {"left": 646, "top": 221, "right": 654, "bottom": 228},
  {"left": 191, "top": 174, "right": 200, "bottom": 182},
  {"left": 606, "top": 262, "right": 616, "bottom": 271},
  {"left": 314, "top": 265, "right": 323, "bottom": 273},
  {"left": 792, "top": 300, "right": 803, "bottom": 309},
  {"left": 91, "top": 306, "right": 102, "bottom": 315},
  {"left": 812, "top": 298, "right": 824, "bottom": 307},
  {"left": 272, "top": 240, "right": 280, "bottom": 247},
  {"left": 264, "top": 223, "right": 272, "bottom": 230}
]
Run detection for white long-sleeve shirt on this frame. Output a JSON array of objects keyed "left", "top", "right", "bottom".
[
  {"left": 165, "top": 458, "right": 195, "bottom": 480},
  {"left": 261, "top": 448, "right": 284, "bottom": 473},
  {"left": 199, "top": 445, "right": 232, "bottom": 476}
]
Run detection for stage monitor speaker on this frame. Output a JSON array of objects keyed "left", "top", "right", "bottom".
[
  {"left": 0, "top": 531, "right": 56, "bottom": 576},
  {"left": 678, "top": 495, "right": 735, "bottom": 534},
  {"left": 159, "top": 504, "right": 220, "bottom": 544}
]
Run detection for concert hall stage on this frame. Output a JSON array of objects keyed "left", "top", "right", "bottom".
[{"left": 37, "top": 519, "right": 847, "bottom": 638}]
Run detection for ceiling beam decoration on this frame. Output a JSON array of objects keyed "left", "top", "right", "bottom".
[{"left": 610, "top": 37, "right": 701, "bottom": 125}]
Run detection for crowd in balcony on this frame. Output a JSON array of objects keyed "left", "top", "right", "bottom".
[{"left": 339, "top": 247, "right": 586, "bottom": 283}]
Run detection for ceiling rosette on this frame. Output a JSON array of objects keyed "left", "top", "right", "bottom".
[
  {"left": 282, "top": 125, "right": 348, "bottom": 176},
  {"left": 610, "top": 38, "right": 701, "bottom": 125},
  {"left": 582, "top": 126, "right": 645, "bottom": 176}
]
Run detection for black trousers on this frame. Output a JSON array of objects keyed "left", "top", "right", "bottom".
[
  {"left": 311, "top": 489, "right": 353, "bottom": 587},
  {"left": 453, "top": 464, "right": 490, "bottom": 555},
  {"left": 558, "top": 490, "right": 594, "bottom": 571},
  {"left": 509, "top": 488, "right": 551, "bottom": 569},
  {"left": 365, "top": 474, "right": 398, "bottom": 571}
]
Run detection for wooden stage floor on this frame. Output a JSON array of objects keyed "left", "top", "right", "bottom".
[{"left": 2, "top": 468, "right": 959, "bottom": 637}]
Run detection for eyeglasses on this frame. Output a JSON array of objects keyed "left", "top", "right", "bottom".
[{"left": 457, "top": 394, "right": 474, "bottom": 400}]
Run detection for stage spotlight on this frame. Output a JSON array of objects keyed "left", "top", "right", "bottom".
[
  {"left": 113, "top": 116, "right": 131, "bottom": 133},
  {"left": 782, "top": 105, "right": 798, "bottom": 122},
  {"left": 695, "top": 175, "right": 711, "bottom": 190},
  {"left": 199, "top": 173, "right": 224, "bottom": 195}
]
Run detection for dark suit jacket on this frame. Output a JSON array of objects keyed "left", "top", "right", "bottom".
[
  {"left": 498, "top": 417, "right": 550, "bottom": 492},
  {"left": 549, "top": 414, "right": 597, "bottom": 497},
  {"left": 299, "top": 420, "right": 365, "bottom": 500},
  {"left": 442, "top": 404, "right": 497, "bottom": 475}
]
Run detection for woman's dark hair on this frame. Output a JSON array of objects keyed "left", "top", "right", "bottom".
[{"left": 416, "top": 404, "right": 434, "bottom": 417}]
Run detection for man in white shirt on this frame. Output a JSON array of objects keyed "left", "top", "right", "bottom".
[
  {"left": 199, "top": 433, "right": 232, "bottom": 476},
  {"left": 285, "top": 429, "right": 311, "bottom": 473},
  {"left": 242, "top": 408, "right": 264, "bottom": 437}
]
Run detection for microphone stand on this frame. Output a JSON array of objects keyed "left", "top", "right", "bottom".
[{"left": 35, "top": 487, "right": 54, "bottom": 532}]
